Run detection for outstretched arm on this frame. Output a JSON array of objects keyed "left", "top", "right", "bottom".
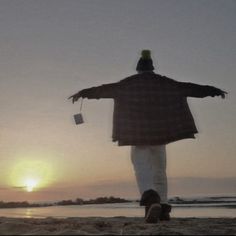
[
  {"left": 68, "top": 82, "right": 119, "bottom": 103},
  {"left": 177, "top": 82, "right": 227, "bottom": 99}
]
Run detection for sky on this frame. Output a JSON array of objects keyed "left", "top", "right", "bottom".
[{"left": 0, "top": 0, "right": 235, "bottom": 201}]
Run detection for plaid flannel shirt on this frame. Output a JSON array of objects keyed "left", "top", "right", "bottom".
[{"left": 80, "top": 72, "right": 219, "bottom": 146}]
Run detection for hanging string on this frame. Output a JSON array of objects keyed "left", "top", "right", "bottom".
[{"left": 79, "top": 98, "right": 83, "bottom": 112}]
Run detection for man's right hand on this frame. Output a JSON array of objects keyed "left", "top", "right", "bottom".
[
  {"left": 68, "top": 91, "right": 83, "bottom": 104},
  {"left": 209, "top": 86, "right": 228, "bottom": 99}
]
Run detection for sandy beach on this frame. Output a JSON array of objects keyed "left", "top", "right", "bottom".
[{"left": 0, "top": 217, "right": 235, "bottom": 235}]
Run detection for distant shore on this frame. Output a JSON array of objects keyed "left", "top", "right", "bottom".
[
  {"left": 0, "top": 217, "right": 235, "bottom": 235},
  {"left": 0, "top": 197, "right": 131, "bottom": 209},
  {"left": 1, "top": 196, "right": 236, "bottom": 209}
]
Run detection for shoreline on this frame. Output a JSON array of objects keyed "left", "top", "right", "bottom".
[
  {"left": 0, "top": 217, "right": 236, "bottom": 235},
  {"left": 1, "top": 195, "right": 236, "bottom": 209}
]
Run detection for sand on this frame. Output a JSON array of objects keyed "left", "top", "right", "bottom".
[{"left": 0, "top": 217, "right": 235, "bottom": 235}]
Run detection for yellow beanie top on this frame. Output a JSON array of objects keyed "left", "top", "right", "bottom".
[{"left": 141, "top": 50, "right": 151, "bottom": 59}]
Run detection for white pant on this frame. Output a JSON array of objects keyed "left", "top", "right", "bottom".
[{"left": 131, "top": 145, "right": 168, "bottom": 203}]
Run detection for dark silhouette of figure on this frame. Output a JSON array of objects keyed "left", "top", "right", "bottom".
[{"left": 69, "top": 50, "right": 227, "bottom": 223}]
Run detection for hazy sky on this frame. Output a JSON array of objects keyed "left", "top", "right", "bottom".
[{"left": 0, "top": 0, "right": 235, "bottom": 201}]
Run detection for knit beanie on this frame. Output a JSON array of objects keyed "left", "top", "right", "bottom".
[{"left": 136, "top": 50, "right": 155, "bottom": 72}]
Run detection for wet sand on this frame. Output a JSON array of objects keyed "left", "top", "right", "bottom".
[{"left": 0, "top": 217, "right": 235, "bottom": 235}]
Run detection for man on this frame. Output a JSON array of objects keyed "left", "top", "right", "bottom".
[{"left": 69, "top": 50, "right": 227, "bottom": 223}]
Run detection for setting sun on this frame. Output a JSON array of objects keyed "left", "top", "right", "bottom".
[
  {"left": 24, "top": 179, "right": 38, "bottom": 192},
  {"left": 9, "top": 158, "right": 55, "bottom": 192}
]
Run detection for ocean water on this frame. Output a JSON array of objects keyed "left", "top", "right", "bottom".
[{"left": 0, "top": 202, "right": 235, "bottom": 219}]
